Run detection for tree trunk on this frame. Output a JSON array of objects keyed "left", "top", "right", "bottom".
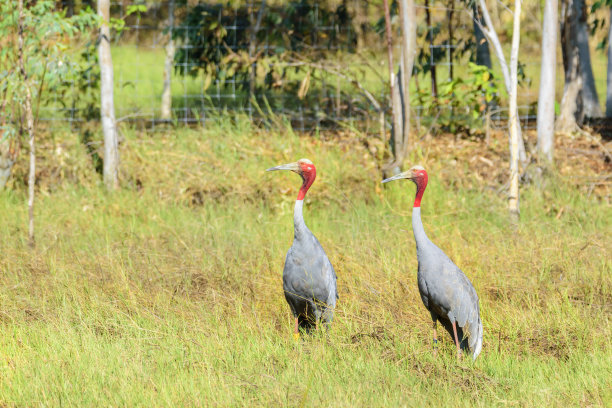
[
  {"left": 98, "top": 0, "right": 119, "bottom": 190},
  {"left": 392, "top": 70, "right": 403, "bottom": 167},
  {"left": 558, "top": 0, "right": 582, "bottom": 130},
  {"left": 508, "top": 0, "right": 522, "bottom": 221},
  {"left": 559, "top": 0, "right": 601, "bottom": 127},
  {"left": 447, "top": 0, "right": 455, "bottom": 81},
  {"left": 557, "top": 53, "right": 583, "bottom": 131},
  {"left": 477, "top": 0, "right": 527, "bottom": 165},
  {"left": 537, "top": 0, "right": 558, "bottom": 163},
  {"left": 398, "top": 0, "right": 416, "bottom": 158},
  {"left": 472, "top": 2, "right": 492, "bottom": 69},
  {"left": 606, "top": 8, "right": 612, "bottom": 117},
  {"left": 160, "top": 0, "right": 175, "bottom": 120},
  {"left": 382, "top": 0, "right": 401, "bottom": 175},
  {"left": 425, "top": 0, "right": 437, "bottom": 97},
  {"left": 575, "top": 0, "right": 601, "bottom": 117},
  {"left": 18, "top": 0, "right": 36, "bottom": 247},
  {"left": 248, "top": 0, "right": 266, "bottom": 102}
]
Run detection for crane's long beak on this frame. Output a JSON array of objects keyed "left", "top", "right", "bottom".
[
  {"left": 266, "top": 162, "right": 300, "bottom": 172},
  {"left": 381, "top": 171, "right": 412, "bottom": 184}
]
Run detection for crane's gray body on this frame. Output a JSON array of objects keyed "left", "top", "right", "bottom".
[
  {"left": 412, "top": 207, "right": 483, "bottom": 360},
  {"left": 283, "top": 200, "right": 338, "bottom": 329}
]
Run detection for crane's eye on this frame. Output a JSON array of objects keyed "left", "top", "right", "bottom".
[{"left": 301, "top": 163, "right": 314, "bottom": 173}]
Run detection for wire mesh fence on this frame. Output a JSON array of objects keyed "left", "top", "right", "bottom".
[{"left": 38, "top": 0, "right": 602, "bottom": 133}]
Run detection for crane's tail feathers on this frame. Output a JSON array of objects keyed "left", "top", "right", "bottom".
[
  {"left": 471, "top": 319, "right": 483, "bottom": 361},
  {"left": 464, "top": 317, "right": 483, "bottom": 361}
]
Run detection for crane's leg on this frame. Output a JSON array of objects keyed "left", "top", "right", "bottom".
[
  {"left": 432, "top": 320, "right": 438, "bottom": 357},
  {"left": 294, "top": 317, "right": 300, "bottom": 340},
  {"left": 451, "top": 321, "right": 462, "bottom": 359}
]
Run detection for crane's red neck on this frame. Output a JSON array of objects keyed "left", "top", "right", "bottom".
[
  {"left": 297, "top": 162, "right": 316, "bottom": 201},
  {"left": 412, "top": 169, "right": 428, "bottom": 208}
]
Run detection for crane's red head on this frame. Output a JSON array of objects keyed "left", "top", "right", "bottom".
[
  {"left": 381, "top": 165, "right": 428, "bottom": 207},
  {"left": 266, "top": 158, "right": 316, "bottom": 201}
]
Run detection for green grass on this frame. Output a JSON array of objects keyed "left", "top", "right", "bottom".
[
  {"left": 108, "top": 39, "right": 612, "bottom": 119},
  {"left": 0, "top": 118, "right": 611, "bottom": 406}
]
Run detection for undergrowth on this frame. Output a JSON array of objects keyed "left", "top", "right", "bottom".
[{"left": 0, "top": 118, "right": 610, "bottom": 406}]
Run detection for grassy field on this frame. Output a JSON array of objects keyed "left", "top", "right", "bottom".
[{"left": 0, "top": 118, "right": 611, "bottom": 406}]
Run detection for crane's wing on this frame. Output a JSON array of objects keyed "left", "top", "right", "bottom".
[
  {"left": 445, "top": 262, "right": 483, "bottom": 360},
  {"left": 422, "top": 246, "right": 483, "bottom": 360},
  {"left": 284, "top": 231, "right": 337, "bottom": 307},
  {"left": 310, "top": 233, "right": 338, "bottom": 302}
]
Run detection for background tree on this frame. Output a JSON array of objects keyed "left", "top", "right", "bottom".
[
  {"left": 98, "top": 0, "right": 119, "bottom": 190},
  {"left": 508, "top": 0, "right": 522, "bottom": 221},
  {"left": 382, "top": 0, "right": 401, "bottom": 175},
  {"left": 591, "top": 0, "right": 612, "bottom": 116},
  {"left": 382, "top": 0, "right": 416, "bottom": 176},
  {"left": 473, "top": 0, "right": 527, "bottom": 165},
  {"left": 557, "top": 0, "right": 602, "bottom": 131},
  {"left": 537, "top": 0, "right": 558, "bottom": 164},
  {"left": 160, "top": 0, "right": 175, "bottom": 121},
  {"left": 17, "top": 0, "right": 36, "bottom": 246},
  {"left": 399, "top": 0, "right": 416, "bottom": 153},
  {"left": 0, "top": 0, "right": 95, "bottom": 244},
  {"left": 472, "top": 0, "right": 492, "bottom": 69}
]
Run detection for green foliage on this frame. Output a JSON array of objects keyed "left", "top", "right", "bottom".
[
  {"left": 0, "top": 1, "right": 149, "bottom": 133},
  {"left": 109, "top": 4, "right": 147, "bottom": 34},
  {"left": 414, "top": 63, "right": 500, "bottom": 134},
  {"left": 0, "top": 0, "right": 97, "bottom": 135},
  {"left": 172, "top": 1, "right": 355, "bottom": 90}
]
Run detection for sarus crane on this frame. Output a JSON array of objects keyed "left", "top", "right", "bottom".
[
  {"left": 382, "top": 165, "right": 483, "bottom": 360},
  {"left": 267, "top": 158, "right": 338, "bottom": 337}
]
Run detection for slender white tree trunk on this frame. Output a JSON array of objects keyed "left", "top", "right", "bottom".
[
  {"left": 537, "top": 0, "right": 558, "bottom": 163},
  {"left": 18, "top": 0, "right": 36, "bottom": 246},
  {"left": 398, "top": 0, "right": 416, "bottom": 159},
  {"left": 477, "top": 0, "right": 527, "bottom": 165},
  {"left": 606, "top": 8, "right": 612, "bottom": 117},
  {"left": 98, "top": 0, "right": 119, "bottom": 190},
  {"left": 508, "top": 0, "right": 522, "bottom": 221},
  {"left": 26, "top": 92, "right": 35, "bottom": 246},
  {"left": 161, "top": 0, "right": 175, "bottom": 120},
  {"left": 477, "top": 0, "right": 510, "bottom": 92},
  {"left": 382, "top": 0, "right": 402, "bottom": 175},
  {"left": 392, "top": 70, "right": 403, "bottom": 160}
]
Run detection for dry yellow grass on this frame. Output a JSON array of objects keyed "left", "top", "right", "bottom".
[{"left": 0, "top": 118, "right": 610, "bottom": 406}]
